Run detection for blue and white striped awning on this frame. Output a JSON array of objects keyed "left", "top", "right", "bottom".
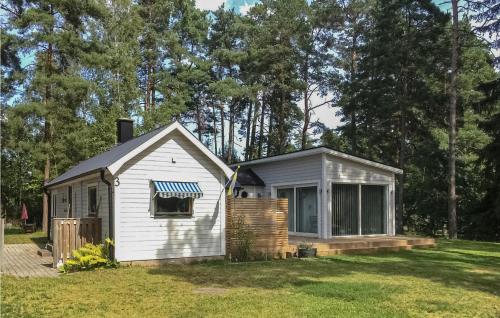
[{"left": 153, "top": 181, "right": 203, "bottom": 199}]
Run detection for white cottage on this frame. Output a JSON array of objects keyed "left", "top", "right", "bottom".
[
  {"left": 45, "top": 120, "right": 232, "bottom": 263},
  {"left": 232, "top": 148, "right": 403, "bottom": 240}
]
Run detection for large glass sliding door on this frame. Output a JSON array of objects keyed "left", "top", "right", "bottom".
[
  {"left": 278, "top": 186, "right": 318, "bottom": 234},
  {"left": 361, "top": 185, "right": 386, "bottom": 234},
  {"left": 332, "top": 184, "right": 359, "bottom": 236},
  {"left": 332, "top": 183, "right": 387, "bottom": 236},
  {"left": 296, "top": 187, "right": 318, "bottom": 233}
]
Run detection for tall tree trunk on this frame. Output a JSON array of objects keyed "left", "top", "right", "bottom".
[
  {"left": 42, "top": 23, "right": 53, "bottom": 234},
  {"left": 301, "top": 56, "right": 309, "bottom": 150},
  {"left": 350, "top": 35, "right": 358, "bottom": 154},
  {"left": 227, "top": 102, "right": 235, "bottom": 164},
  {"left": 250, "top": 99, "right": 260, "bottom": 160},
  {"left": 278, "top": 93, "right": 286, "bottom": 153},
  {"left": 151, "top": 65, "right": 155, "bottom": 110},
  {"left": 220, "top": 104, "right": 225, "bottom": 158},
  {"left": 448, "top": 0, "right": 459, "bottom": 239},
  {"left": 145, "top": 63, "right": 150, "bottom": 112},
  {"left": 245, "top": 101, "right": 253, "bottom": 160},
  {"left": 42, "top": 156, "right": 50, "bottom": 232},
  {"left": 302, "top": 91, "right": 309, "bottom": 150},
  {"left": 397, "top": 100, "right": 406, "bottom": 235},
  {"left": 267, "top": 102, "right": 273, "bottom": 156},
  {"left": 212, "top": 103, "right": 217, "bottom": 156},
  {"left": 258, "top": 97, "right": 266, "bottom": 158},
  {"left": 196, "top": 103, "right": 202, "bottom": 140}
]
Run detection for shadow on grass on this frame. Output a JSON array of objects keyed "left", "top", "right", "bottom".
[
  {"left": 4, "top": 228, "right": 25, "bottom": 235},
  {"left": 30, "top": 236, "right": 48, "bottom": 248},
  {"left": 147, "top": 240, "right": 500, "bottom": 297}
]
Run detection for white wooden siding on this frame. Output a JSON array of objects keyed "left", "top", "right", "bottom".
[
  {"left": 114, "top": 131, "right": 225, "bottom": 262},
  {"left": 325, "top": 155, "right": 394, "bottom": 183},
  {"left": 248, "top": 154, "right": 323, "bottom": 197}
]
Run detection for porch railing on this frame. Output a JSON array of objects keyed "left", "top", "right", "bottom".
[{"left": 52, "top": 217, "right": 101, "bottom": 268}]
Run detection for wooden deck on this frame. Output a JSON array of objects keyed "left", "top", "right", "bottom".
[
  {"left": 2, "top": 244, "right": 58, "bottom": 277},
  {"left": 288, "top": 236, "right": 436, "bottom": 256}
]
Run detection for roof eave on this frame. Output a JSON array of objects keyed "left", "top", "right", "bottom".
[
  {"left": 45, "top": 168, "right": 104, "bottom": 189},
  {"left": 232, "top": 147, "right": 402, "bottom": 174}
]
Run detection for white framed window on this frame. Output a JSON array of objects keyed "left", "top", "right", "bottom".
[
  {"left": 150, "top": 181, "right": 202, "bottom": 218},
  {"left": 51, "top": 190, "right": 58, "bottom": 217},
  {"left": 87, "top": 183, "right": 98, "bottom": 216},
  {"left": 154, "top": 196, "right": 193, "bottom": 217}
]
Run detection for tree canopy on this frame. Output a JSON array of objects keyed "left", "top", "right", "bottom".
[{"left": 1, "top": 0, "right": 499, "bottom": 240}]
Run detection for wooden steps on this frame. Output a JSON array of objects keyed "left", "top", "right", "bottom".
[
  {"left": 37, "top": 243, "right": 53, "bottom": 257},
  {"left": 37, "top": 249, "right": 52, "bottom": 257},
  {"left": 288, "top": 236, "right": 436, "bottom": 257}
]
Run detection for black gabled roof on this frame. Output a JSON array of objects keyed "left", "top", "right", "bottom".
[
  {"left": 45, "top": 123, "right": 172, "bottom": 187},
  {"left": 236, "top": 168, "right": 265, "bottom": 186}
]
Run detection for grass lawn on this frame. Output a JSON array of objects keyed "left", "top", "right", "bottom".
[
  {"left": 3, "top": 227, "right": 47, "bottom": 247},
  {"left": 1, "top": 239, "right": 499, "bottom": 317}
]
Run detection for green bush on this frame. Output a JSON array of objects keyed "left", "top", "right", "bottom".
[
  {"left": 60, "top": 238, "right": 117, "bottom": 273},
  {"left": 231, "top": 215, "right": 255, "bottom": 261}
]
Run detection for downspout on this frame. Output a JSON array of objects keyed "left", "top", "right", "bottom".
[
  {"left": 100, "top": 169, "right": 114, "bottom": 260},
  {"left": 43, "top": 187, "right": 51, "bottom": 242}
]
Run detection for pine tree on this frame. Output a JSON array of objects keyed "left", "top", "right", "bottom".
[
  {"left": 448, "top": 0, "right": 459, "bottom": 239},
  {"left": 2, "top": 0, "right": 107, "bottom": 231},
  {"left": 337, "top": 0, "right": 449, "bottom": 233}
]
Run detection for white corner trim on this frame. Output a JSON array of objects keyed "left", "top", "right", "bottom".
[{"left": 107, "top": 122, "right": 233, "bottom": 178}]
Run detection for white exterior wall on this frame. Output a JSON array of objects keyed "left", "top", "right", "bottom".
[
  {"left": 114, "top": 131, "right": 226, "bottom": 262},
  {"left": 324, "top": 154, "right": 396, "bottom": 236},
  {"left": 249, "top": 154, "right": 323, "bottom": 197}
]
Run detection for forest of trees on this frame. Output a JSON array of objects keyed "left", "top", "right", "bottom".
[{"left": 1, "top": 0, "right": 499, "bottom": 240}]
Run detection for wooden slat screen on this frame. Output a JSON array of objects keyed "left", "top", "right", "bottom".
[
  {"left": 52, "top": 218, "right": 101, "bottom": 268},
  {"left": 226, "top": 198, "right": 288, "bottom": 259}
]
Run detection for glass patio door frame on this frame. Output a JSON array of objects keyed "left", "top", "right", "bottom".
[
  {"left": 275, "top": 182, "right": 320, "bottom": 237},
  {"left": 330, "top": 181, "right": 389, "bottom": 237}
]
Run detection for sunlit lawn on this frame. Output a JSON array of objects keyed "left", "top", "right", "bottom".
[
  {"left": 1, "top": 239, "right": 499, "bottom": 317},
  {"left": 3, "top": 227, "right": 47, "bottom": 247}
]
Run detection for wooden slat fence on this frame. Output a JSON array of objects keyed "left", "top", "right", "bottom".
[
  {"left": 52, "top": 218, "right": 101, "bottom": 268},
  {"left": 226, "top": 198, "right": 288, "bottom": 259}
]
